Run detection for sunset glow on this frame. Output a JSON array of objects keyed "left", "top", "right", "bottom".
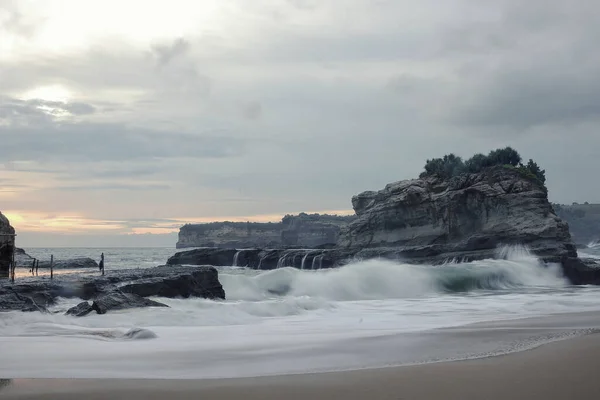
[{"left": 5, "top": 210, "right": 354, "bottom": 236}]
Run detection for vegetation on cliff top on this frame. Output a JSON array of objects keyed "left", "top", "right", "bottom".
[
  {"left": 419, "top": 147, "right": 546, "bottom": 187},
  {"left": 181, "top": 213, "right": 355, "bottom": 231}
]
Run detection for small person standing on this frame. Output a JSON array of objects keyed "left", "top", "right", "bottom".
[{"left": 99, "top": 252, "right": 105, "bottom": 275}]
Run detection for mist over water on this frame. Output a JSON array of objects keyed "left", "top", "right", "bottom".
[{"left": 2, "top": 245, "right": 600, "bottom": 379}]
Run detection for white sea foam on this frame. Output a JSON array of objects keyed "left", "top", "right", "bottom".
[{"left": 1, "top": 246, "right": 600, "bottom": 379}]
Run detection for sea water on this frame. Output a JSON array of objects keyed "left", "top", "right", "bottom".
[{"left": 1, "top": 245, "right": 600, "bottom": 379}]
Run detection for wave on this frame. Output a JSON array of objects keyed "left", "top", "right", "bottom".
[{"left": 220, "top": 246, "right": 567, "bottom": 302}]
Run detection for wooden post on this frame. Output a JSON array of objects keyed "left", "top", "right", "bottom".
[
  {"left": 35, "top": 259, "right": 39, "bottom": 276},
  {"left": 50, "top": 255, "right": 54, "bottom": 280},
  {"left": 10, "top": 250, "right": 15, "bottom": 283}
]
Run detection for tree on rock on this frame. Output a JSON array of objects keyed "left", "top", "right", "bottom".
[
  {"left": 420, "top": 154, "right": 465, "bottom": 179},
  {"left": 419, "top": 147, "right": 546, "bottom": 189},
  {"left": 464, "top": 153, "right": 490, "bottom": 173},
  {"left": 524, "top": 159, "right": 546, "bottom": 184},
  {"left": 487, "top": 147, "right": 522, "bottom": 167}
]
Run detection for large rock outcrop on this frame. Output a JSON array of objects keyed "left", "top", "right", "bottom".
[
  {"left": 166, "top": 166, "right": 600, "bottom": 284},
  {"left": 0, "top": 213, "right": 15, "bottom": 277},
  {"left": 338, "top": 166, "right": 576, "bottom": 263}
]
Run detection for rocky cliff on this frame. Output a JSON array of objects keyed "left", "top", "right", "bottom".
[
  {"left": 0, "top": 212, "right": 15, "bottom": 277},
  {"left": 553, "top": 203, "right": 600, "bottom": 245},
  {"left": 177, "top": 221, "right": 281, "bottom": 249},
  {"left": 337, "top": 166, "right": 576, "bottom": 263},
  {"left": 168, "top": 166, "right": 600, "bottom": 284},
  {"left": 176, "top": 213, "right": 354, "bottom": 249}
]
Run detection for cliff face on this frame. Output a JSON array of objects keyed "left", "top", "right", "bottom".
[
  {"left": 177, "top": 222, "right": 282, "bottom": 249},
  {"left": 176, "top": 214, "right": 354, "bottom": 249},
  {"left": 338, "top": 166, "right": 576, "bottom": 262},
  {"left": 553, "top": 203, "right": 600, "bottom": 245},
  {"left": 0, "top": 212, "right": 16, "bottom": 276}
]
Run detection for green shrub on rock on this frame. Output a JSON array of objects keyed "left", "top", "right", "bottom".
[{"left": 420, "top": 147, "right": 546, "bottom": 189}]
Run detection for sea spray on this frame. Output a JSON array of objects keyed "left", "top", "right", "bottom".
[
  {"left": 219, "top": 246, "right": 567, "bottom": 302},
  {"left": 3, "top": 245, "right": 600, "bottom": 380}
]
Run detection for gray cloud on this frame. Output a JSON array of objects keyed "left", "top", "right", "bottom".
[
  {"left": 0, "top": 97, "right": 96, "bottom": 121},
  {"left": 54, "top": 183, "right": 172, "bottom": 192},
  {"left": 0, "top": 99, "right": 245, "bottom": 162},
  {"left": 0, "top": 0, "right": 40, "bottom": 37},
  {"left": 152, "top": 38, "right": 191, "bottom": 66},
  {"left": 3, "top": 0, "right": 600, "bottom": 246},
  {"left": 0, "top": 124, "right": 244, "bottom": 162},
  {"left": 242, "top": 101, "right": 262, "bottom": 120},
  {"left": 435, "top": 0, "right": 600, "bottom": 129}
]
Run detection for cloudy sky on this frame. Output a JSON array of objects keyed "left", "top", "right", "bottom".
[{"left": 1, "top": 0, "right": 599, "bottom": 247}]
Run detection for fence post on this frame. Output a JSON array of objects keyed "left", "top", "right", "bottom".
[{"left": 10, "top": 250, "right": 15, "bottom": 283}]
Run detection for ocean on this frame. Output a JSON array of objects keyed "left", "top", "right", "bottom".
[{"left": 1, "top": 244, "right": 600, "bottom": 379}]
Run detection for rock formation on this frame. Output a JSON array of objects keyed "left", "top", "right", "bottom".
[
  {"left": 176, "top": 213, "right": 354, "bottom": 249},
  {"left": 67, "top": 292, "right": 168, "bottom": 317},
  {"left": 0, "top": 213, "right": 15, "bottom": 277},
  {"left": 167, "top": 166, "right": 600, "bottom": 285},
  {"left": 338, "top": 166, "right": 576, "bottom": 263},
  {"left": 0, "top": 265, "right": 225, "bottom": 313}
]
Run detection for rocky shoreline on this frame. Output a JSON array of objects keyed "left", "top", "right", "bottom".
[
  {"left": 167, "top": 166, "right": 600, "bottom": 284},
  {"left": 3, "top": 162, "right": 600, "bottom": 316},
  {"left": 0, "top": 265, "right": 225, "bottom": 314}
]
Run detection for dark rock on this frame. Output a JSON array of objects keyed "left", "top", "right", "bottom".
[
  {"left": 338, "top": 166, "right": 575, "bottom": 261},
  {"left": 66, "top": 293, "right": 168, "bottom": 317},
  {"left": 120, "top": 268, "right": 225, "bottom": 299},
  {"left": 167, "top": 248, "right": 238, "bottom": 267},
  {"left": 0, "top": 291, "right": 48, "bottom": 313},
  {"left": 92, "top": 291, "right": 168, "bottom": 315},
  {"left": 166, "top": 167, "right": 600, "bottom": 285},
  {"left": 66, "top": 301, "right": 94, "bottom": 317},
  {"left": 14, "top": 248, "right": 35, "bottom": 267},
  {"left": 0, "top": 212, "right": 15, "bottom": 277},
  {"left": 560, "top": 257, "right": 600, "bottom": 285},
  {"left": 123, "top": 328, "right": 158, "bottom": 340},
  {"left": 0, "top": 265, "right": 225, "bottom": 313}
]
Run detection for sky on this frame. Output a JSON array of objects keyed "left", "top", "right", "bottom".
[{"left": 1, "top": 0, "right": 600, "bottom": 247}]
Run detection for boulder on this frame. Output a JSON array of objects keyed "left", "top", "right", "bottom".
[
  {"left": 66, "top": 301, "right": 94, "bottom": 317},
  {"left": 91, "top": 292, "right": 168, "bottom": 315},
  {"left": 123, "top": 328, "right": 158, "bottom": 340},
  {"left": 559, "top": 257, "right": 600, "bottom": 285},
  {"left": 66, "top": 292, "right": 168, "bottom": 317}
]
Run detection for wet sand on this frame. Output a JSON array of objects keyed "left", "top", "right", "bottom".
[{"left": 1, "top": 332, "right": 599, "bottom": 400}]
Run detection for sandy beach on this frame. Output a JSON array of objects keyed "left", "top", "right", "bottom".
[{"left": 1, "top": 332, "right": 599, "bottom": 400}]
